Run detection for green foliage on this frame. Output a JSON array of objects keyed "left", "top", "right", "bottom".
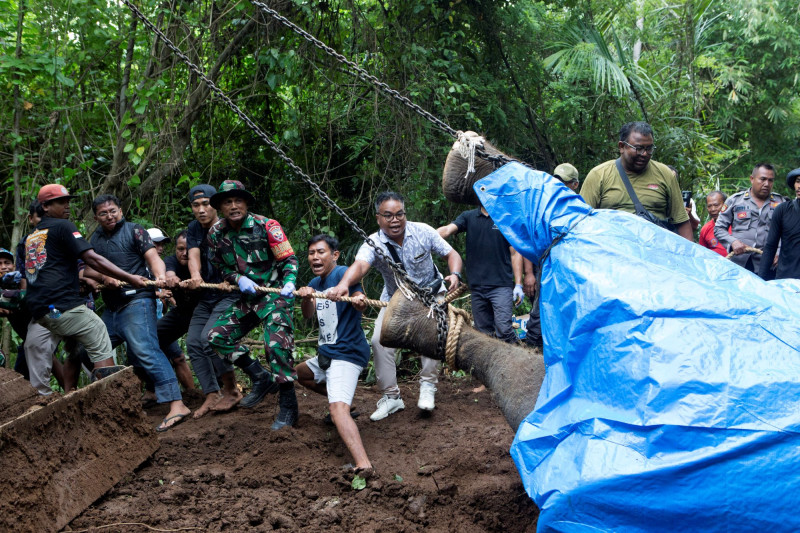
[
  {"left": 1, "top": 0, "right": 799, "bottom": 254},
  {"left": 351, "top": 475, "right": 367, "bottom": 490}
]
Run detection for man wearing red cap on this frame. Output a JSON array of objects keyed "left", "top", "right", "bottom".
[
  {"left": 24, "top": 184, "right": 147, "bottom": 386},
  {"left": 206, "top": 180, "right": 299, "bottom": 430}
]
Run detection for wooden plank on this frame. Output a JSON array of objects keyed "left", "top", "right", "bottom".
[{"left": 0, "top": 367, "right": 159, "bottom": 533}]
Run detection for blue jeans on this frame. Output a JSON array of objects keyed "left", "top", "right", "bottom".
[{"left": 103, "top": 298, "right": 182, "bottom": 403}]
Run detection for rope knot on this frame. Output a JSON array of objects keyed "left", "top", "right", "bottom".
[{"left": 456, "top": 131, "right": 485, "bottom": 178}]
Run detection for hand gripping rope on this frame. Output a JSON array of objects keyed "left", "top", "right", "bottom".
[{"left": 119, "top": 0, "right": 457, "bottom": 357}]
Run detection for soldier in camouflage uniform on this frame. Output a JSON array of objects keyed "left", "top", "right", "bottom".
[{"left": 206, "top": 180, "right": 299, "bottom": 430}]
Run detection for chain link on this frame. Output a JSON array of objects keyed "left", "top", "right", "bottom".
[
  {"left": 249, "top": 1, "right": 529, "bottom": 172},
  {"left": 120, "top": 0, "right": 452, "bottom": 354}
]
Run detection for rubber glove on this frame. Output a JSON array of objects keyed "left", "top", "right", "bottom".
[
  {"left": 2, "top": 271, "right": 22, "bottom": 286},
  {"left": 280, "top": 281, "right": 296, "bottom": 298},
  {"left": 513, "top": 284, "right": 524, "bottom": 307},
  {"left": 238, "top": 276, "right": 258, "bottom": 295}
]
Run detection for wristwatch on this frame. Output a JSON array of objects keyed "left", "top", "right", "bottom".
[{"left": 451, "top": 272, "right": 462, "bottom": 282}]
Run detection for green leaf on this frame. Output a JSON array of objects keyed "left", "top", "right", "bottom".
[
  {"left": 135, "top": 146, "right": 145, "bottom": 156},
  {"left": 393, "top": 474, "right": 403, "bottom": 482},
  {"left": 123, "top": 143, "right": 134, "bottom": 153},
  {"left": 351, "top": 476, "right": 367, "bottom": 490},
  {"left": 127, "top": 175, "right": 141, "bottom": 187}
]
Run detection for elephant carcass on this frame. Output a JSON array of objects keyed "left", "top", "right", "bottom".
[
  {"left": 380, "top": 293, "right": 545, "bottom": 431},
  {"left": 434, "top": 133, "right": 800, "bottom": 531}
]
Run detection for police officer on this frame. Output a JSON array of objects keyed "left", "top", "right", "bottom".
[
  {"left": 206, "top": 180, "right": 299, "bottom": 430},
  {"left": 714, "top": 163, "right": 787, "bottom": 274}
]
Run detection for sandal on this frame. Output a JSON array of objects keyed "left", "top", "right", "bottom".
[{"left": 155, "top": 413, "right": 189, "bottom": 433}]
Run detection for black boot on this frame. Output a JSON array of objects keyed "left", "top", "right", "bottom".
[
  {"left": 236, "top": 357, "right": 279, "bottom": 408},
  {"left": 270, "top": 383, "right": 298, "bottom": 431}
]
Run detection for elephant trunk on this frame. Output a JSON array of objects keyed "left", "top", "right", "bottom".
[
  {"left": 442, "top": 133, "right": 514, "bottom": 206},
  {"left": 380, "top": 292, "right": 545, "bottom": 431}
]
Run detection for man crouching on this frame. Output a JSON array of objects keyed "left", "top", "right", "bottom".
[{"left": 295, "top": 235, "right": 373, "bottom": 477}]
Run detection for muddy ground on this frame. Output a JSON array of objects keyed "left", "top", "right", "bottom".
[{"left": 66, "top": 372, "right": 539, "bottom": 532}]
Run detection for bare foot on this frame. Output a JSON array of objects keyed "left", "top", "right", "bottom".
[
  {"left": 210, "top": 389, "right": 243, "bottom": 412},
  {"left": 193, "top": 392, "right": 222, "bottom": 419}
]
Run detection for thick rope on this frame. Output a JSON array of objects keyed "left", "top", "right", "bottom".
[
  {"left": 455, "top": 131, "right": 485, "bottom": 177},
  {"left": 445, "top": 305, "right": 471, "bottom": 370},
  {"left": 95, "top": 280, "right": 388, "bottom": 308},
  {"left": 725, "top": 246, "right": 762, "bottom": 260}
]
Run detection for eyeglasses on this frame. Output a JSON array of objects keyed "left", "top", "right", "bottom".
[
  {"left": 96, "top": 208, "right": 120, "bottom": 218},
  {"left": 377, "top": 211, "right": 406, "bottom": 221},
  {"left": 622, "top": 141, "right": 656, "bottom": 155}
]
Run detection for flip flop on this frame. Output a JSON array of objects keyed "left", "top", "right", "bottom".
[{"left": 155, "top": 413, "right": 189, "bottom": 433}]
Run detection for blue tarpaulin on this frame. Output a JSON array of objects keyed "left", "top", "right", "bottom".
[{"left": 475, "top": 162, "right": 800, "bottom": 532}]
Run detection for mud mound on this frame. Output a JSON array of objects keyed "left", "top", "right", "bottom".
[
  {"left": 0, "top": 367, "right": 53, "bottom": 421},
  {"left": 69, "top": 376, "right": 538, "bottom": 532},
  {"left": 0, "top": 368, "right": 158, "bottom": 533}
]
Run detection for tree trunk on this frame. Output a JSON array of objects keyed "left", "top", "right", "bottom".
[
  {"left": 5, "top": 0, "right": 26, "bottom": 362},
  {"left": 379, "top": 293, "right": 545, "bottom": 431}
]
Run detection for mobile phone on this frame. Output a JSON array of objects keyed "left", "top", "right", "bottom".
[{"left": 681, "top": 190, "right": 692, "bottom": 208}]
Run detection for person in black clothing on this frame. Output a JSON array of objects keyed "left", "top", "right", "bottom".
[
  {"left": 23, "top": 184, "right": 145, "bottom": 388},
  {"left": 759, "top": 168, "right": 800, "bottom": 280},
  {"left": 86, "top": 194, "right": 190, "bottom": 431},
  {"left": 438, "top": 207, "right": 523, "bottom": 343},
  {"left": 180, "top": 185, "right": 242, "bottom": 418}
]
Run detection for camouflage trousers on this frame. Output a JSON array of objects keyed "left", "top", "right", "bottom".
[{"left": 207, "top": 293, "right": 296, "bottom": 383}]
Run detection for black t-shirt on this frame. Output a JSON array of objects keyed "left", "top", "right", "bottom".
[
  {"left": 186, "top": 219, "right": 222, "bottom": 301},
  {"left": 24, "top": 217, "right": 93, "bottom": 319},
  {"left": 164, "top": 255, "right": 190, "bottom": 280},
  {"left": 453, "top": 208, "right": 514, "bottom": 287},
  {"left": 164, "top": 254, "right": 198, "bottom": 308}
]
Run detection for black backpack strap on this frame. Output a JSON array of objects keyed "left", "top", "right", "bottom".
[
  {"left": 383, "top": 240, "right": 405, "bottom": 271},
  {"left": 615, "top": 158, "right": 647, "bottom": 216}
]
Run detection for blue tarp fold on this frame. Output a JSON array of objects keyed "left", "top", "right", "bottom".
[{"left": 475, "top": 162, "right": 800, "bottom": 532}]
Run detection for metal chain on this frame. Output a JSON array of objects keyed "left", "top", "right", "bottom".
[
  {"left": 120, "top": 0, "right": 451, "bottom": 355},
  {"left": 249, "top": 0, "right": 526, "bottom": 171}
]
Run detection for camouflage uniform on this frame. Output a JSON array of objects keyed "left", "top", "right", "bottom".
[{"left": 207, "top": 213, "right": 298, "bottom": 383}]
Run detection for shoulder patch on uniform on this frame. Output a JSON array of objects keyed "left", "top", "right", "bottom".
[
  {"left": 266, "top": 221, "right": 293, "bottom": 260},
  {"left": 646, "top": 184, "right": 659, "bottom": 190},
  {"left": 73, "top": 231, "right": 82, "bottom": 239}
]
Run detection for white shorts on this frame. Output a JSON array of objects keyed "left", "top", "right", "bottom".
[{"left": 305, "top": 357, "right": 363, "bottom": 405}]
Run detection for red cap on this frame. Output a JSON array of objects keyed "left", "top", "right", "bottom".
[{"left": 37, "top": 184, "right": 78, "bottom": 204}]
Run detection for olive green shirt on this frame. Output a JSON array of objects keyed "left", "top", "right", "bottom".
[{"left": 580, "top": 159, "right": 689, "bottom": 224}]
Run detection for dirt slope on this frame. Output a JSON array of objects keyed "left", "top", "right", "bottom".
[{"left": 68, "top": 375, "right": 539, "bottom": 532}]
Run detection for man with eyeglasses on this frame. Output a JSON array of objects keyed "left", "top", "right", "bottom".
[
  {"left": 87, "top": 194, "right": 191, "bottom": 431},
  {"left": 580, "top": 122, "right": 692, "bottom": 240},
  {"left": 715, "top": 163, "right": 787, "bottom": 275},
  {"left": 328, "top": 191, "right": 463, "bottom": 421}
]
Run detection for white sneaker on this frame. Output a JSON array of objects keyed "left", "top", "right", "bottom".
[
  {"left": 417, "top": 383, "right": 437, "bottom": 411},
  {"left": 370, "top": 395, "right": 405, "bottom": 421}
]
